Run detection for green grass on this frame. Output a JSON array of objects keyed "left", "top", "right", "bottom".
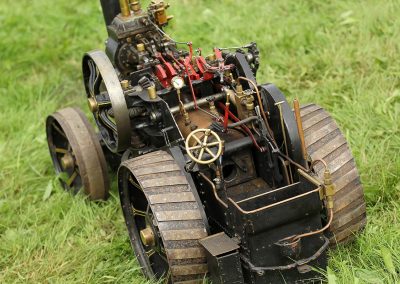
[{"left": 0, "top": 0, "right": 399, "bottom": 283}]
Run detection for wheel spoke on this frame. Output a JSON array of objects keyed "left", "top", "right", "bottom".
[
  {"left": 188, "top": 145, "right": 202, "bottom": 151},
  {"left": 146, "top": 248, "right": 156, "bottom": 258},
  {"left": 202, "top": 133, "right": 209, "bottom": 145},
  {"left": 129, "top": 176, "right": 142, "bottom": 191},
  {"left": 132, "top": 206, "right": 147, "bottom": 217},
  {"left": 192, "top": 135, "right": 202, "bottom": 145},
  {"left": 52, "top": 123, "right": 67, "bottom": 139},
  {"left": 54, "top": 147, "right": 68, "bottom": 154},
  {"left": 198, "top": 148, "right": 205, "bottom": 160},
  {"left": 205, "top": 147, "right": 216, "bottom": 158},
  {"left": 206, "top": 141, "right": 220, "bottom": 147},
  {"left": 66, "top": 170, "right": 78, "bottom": 187}
]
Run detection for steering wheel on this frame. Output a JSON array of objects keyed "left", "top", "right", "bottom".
[{"left": 185, "top": 129, "right": 223, "bottom": 165}]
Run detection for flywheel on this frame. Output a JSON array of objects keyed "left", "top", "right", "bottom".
[
  {"left": 82, "top": 50, "right": 131, "bottom": 153},
  {"left": 118, "top": 150, "right": 208, "bottom": 283},
  {"left": 300, "top": 104, "right": 366, "bottom": 244},
  {"left": 46, "top": 107, "right": 110, "bottom": 200}
]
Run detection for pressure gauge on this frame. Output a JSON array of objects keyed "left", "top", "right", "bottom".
[{"left": 171, "top": 76, "right": 185, "bottom": 90}]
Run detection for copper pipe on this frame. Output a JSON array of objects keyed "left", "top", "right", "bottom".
[
  {"left": 228, "top": 186, "right": 321, "bottom": 214},
  {"left": 293, "top": 98, "right": 308, "bottom": 169},
  {"left": 119, "top": 0, "right": 131, "bottom": 17},
  {"left": 292, "top": 208, "right": 334, "bottom": 241}
]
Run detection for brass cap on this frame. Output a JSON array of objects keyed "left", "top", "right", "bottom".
[
  {"left": 87, "top": 97, "right": 98, "bottom": 113},
  {"left": 130, "top": 1, "right": 141, "bottom": 13},
  {"left": 121, "top": 79, "right": 129, "bottom": 90},
  {"left": 61, "top": 153, "right": 74, "bottom": 170},
  {"left": 140, "top": 227, "right": 155, "bottom": 246},
  {"left": 137, "top": 43, "right": 145, "bottom": 52}
]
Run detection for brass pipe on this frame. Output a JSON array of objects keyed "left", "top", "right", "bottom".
[
  {"left": 293, "top": 98, "right": 308, "bottom": 169},
  {"left": 119, "top": 0, "right": 131, "bottom": 17}
]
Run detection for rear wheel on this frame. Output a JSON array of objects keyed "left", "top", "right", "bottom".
[
  {"left": 46, "top": 107, "right": 110, "bottom": 200},
  {"left": 118, "top": 150, "right": 208, "bottom": 283},
  {"left": 300, "top": 104, "right": 366, "bottom": 244}
]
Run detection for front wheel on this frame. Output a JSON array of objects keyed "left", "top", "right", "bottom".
[{"left": 46, "top": 107, "right": 110, "bottom": 200}]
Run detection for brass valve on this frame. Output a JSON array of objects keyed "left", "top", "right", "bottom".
[
  {"left": 129, "top": 0, "right": 142, "bottom": 14},
  {"left": 149, "top": 1, "right": 173, "bottom": 26}
]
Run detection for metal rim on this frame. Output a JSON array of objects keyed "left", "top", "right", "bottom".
[
  {"left": 82, "top": 50, "right": 131, "bottom": 153},
  {"left": 46, "top": 107, "right": 110, "bottom": 200}
]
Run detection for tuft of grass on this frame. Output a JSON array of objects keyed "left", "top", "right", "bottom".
[{"left": 0, "top": 0, "right": 399, "bottom": 283}]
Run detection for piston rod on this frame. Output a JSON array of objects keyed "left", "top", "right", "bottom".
[{"left": 170, "top": 93, "right": 225, "bottom": 115}]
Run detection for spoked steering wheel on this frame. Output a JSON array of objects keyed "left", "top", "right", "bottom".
[{"left": 185, "top": 128, "right": 223, "bottom": 165}]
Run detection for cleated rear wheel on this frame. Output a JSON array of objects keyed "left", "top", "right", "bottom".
[
  {"left": 118, "top": 150, "right": 208, "bottom": 283},
  {"left": 46, "top": 107, "right": 110, "bottom": 200},
  {"left": 300, "top": 104, "right": 366, "bottom": 244}
]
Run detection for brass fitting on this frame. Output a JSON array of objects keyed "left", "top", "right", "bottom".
[
  {"left": 120, "top": 80, "right": 129, "bottom": 90},
  {"left": 208, "top": 100, "right": 219, "bottom": 116},
  {"left": 61, "top": 153, "right": 74, "bottom": 170},
  {"left": 147, "top": 85, "right": 157, "bottom": 100},
  {"left": 129, "top": 0, "right": 141, "bottom": 14},
  {"left": 140, "top": 227, "right": 155, "bottom": 246},
  {"left": 136, "top": 43, "right": 145, "bottom": 52},
  {"left": 323, "top": 169, "right": 335, "bottom": 209},
  {"left": 87, "top": 97, "right": 98, "bottom": 113},
  {"left": 119, "top": 0, "right": 131, "bottom": 17},
  {"left": 236, "top": 83, "right": 243, "bottom": 96},
  {"left": 183, "top": 111, "right": 191, "bottom": 126}
]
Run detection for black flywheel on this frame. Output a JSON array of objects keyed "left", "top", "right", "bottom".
[
  {"left": 46, "top": 107, "right": 110, "bottom": 200},
  {"left": 118, "top": 150, "right": 208, "bottom": 283}
]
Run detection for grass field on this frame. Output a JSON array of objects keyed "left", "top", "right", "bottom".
[{"left": 0, "top": 0, "right": 399, "bottom": 283}]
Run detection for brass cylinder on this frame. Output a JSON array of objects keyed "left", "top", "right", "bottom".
[
  {"left": 119, "top": 0, "right": 131, "bottom": 17},
  {"left": 147, "top": 85, "right": 157, "bottom": 100},
  {"left": 293, "top": 99, "right": 308, "bottom": 168}
]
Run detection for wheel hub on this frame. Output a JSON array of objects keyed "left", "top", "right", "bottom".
[
  {"left": 140, "top": 227, "right": 155, "bottom": 247},
  {"left": 61, "top": 153, "right": 75, "bottom": 170}
]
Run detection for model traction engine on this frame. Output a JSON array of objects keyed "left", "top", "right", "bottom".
[{"left": 45, "top": 1, "right": 367, "bottom": 283}]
